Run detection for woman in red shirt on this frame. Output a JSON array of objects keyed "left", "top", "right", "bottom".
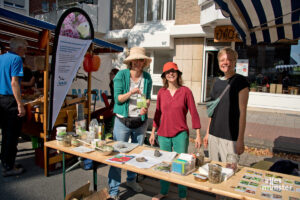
[{"left": 149, "top": 62, "right": 202, "bottom": 200}]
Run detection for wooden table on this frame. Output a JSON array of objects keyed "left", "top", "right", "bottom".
[{"left": 45, "top": 140, "right": 300, "bottom": 200}]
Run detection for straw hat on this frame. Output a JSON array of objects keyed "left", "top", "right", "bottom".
[{"left": 123, "top": 47, "right": 152, "bottom": 67}]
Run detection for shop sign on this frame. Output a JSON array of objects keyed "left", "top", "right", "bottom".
[
  {"left": 214, "top": 26, "right": 242, "bottom": 42},
  {"left": 236, "top": 59, "right": 249, "bottom": 77}
]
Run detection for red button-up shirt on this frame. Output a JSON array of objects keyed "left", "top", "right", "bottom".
[{"left": 153, "top": 86, "right": 201, "bottom": 137}]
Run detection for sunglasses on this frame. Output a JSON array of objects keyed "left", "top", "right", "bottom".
[{"left": 165, "top": 69, "right": 177, "bottom": 74}]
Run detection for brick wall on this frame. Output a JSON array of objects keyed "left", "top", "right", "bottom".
[
  {"left": 111, "top": 0, "right": 136, "bottom": 30},
  {"left": 175, "top": 0, "right": 200, "bottom": 25}
]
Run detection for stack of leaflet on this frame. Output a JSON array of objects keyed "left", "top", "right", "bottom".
[
  {"left": 171, "top": 153, "right": 195, "bottom": 176},
  {"left": 198, "top": 163, "right": 234, "bottom": 181}
]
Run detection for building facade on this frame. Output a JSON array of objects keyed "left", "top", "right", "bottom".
[
  {"left": 8, "top": 0, "right": 299, "bottom": 112},
  {"left": 107, "top": 0, "right": 212, "bottom": 103},
  {"left": 106, "top": 0, "right": 300, "bottom": 112}
]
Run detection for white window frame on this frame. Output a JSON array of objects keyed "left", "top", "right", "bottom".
[
  {"left": 135, "top": 0, "right": 175, "bottom": 23},
  {"left": 4, "top": 0, "right": 25, "bottom": 9}
]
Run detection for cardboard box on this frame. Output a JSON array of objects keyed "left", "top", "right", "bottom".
[
  {"left": 276, "top": 84, "right": 282, "bottom": 94},
  {"left": 65, "top": 182, "right": 109, "bottom": 200},
  {"left": 84, "top": 188, "right": 109, "bottom": 200},
  {"left": 65, "top": 182, "right": 91, "bottom": 200}
]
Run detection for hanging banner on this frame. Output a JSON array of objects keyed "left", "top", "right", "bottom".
[{"left": 49, "top": 8, "right": 94, "bottom": 130}]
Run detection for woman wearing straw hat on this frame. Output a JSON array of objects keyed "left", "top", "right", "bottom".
[
  {"left": 149, "top": 62, "right": 202, "bottom": 200},
  {"left": 108, "top": 47, "right": 152, "bottom": 199}
]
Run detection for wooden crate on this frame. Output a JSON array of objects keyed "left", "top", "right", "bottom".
[{"left": 270, "top": 84, "right": 276, "bottom": 93}]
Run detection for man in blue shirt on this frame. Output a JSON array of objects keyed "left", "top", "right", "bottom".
[{"left": 0, "top": 37, "right": 27, "bottom": 177}]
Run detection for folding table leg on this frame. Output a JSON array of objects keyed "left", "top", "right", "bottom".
[
  {"left": 63, "top": 152, "right": 66, "bottom": 199},
  {"left": 93, "top": 162, "right": 98, "bottom": 191}
]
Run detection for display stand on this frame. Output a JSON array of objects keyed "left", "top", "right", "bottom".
[{"left": 41, "top": 38, "right": 93, "bottom": 176}]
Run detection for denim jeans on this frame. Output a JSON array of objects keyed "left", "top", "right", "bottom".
[{"left": 108, "top": 117, "right": 148, "bottom": 197}]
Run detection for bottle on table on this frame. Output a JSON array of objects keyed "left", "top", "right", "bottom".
[
  {"left": 98, "top": 115, "right": 105, "bottom": 140},
  {"left": 226, "top": 153, "right": 239, "bottom": 173}
]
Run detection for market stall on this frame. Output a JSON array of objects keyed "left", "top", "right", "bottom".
[{"left": 0, "top": 7, "right": 123, "bottom": 176}]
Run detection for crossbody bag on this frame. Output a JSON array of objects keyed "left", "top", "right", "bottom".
[{"left": 206, "top": 81, "right": 231, "bottom": 117}]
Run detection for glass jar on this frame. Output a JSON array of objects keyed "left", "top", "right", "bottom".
[
  {"left": 56, "top": 135, "right": 64, "bottom": 146},
  {"left": 62, "top": 135, "right": 71, "bottom": 147},
  {"left": 195, "top": 152, "right": 205, "bottom": 167},
  {"left": 86, "top": 131, "right": 95, "bottom": 144},
  {"left": 226, "top": 153, "right": 239, "bottom": 172},
  {"left": 71, "top": 134, "right": 80, "bottom": 147},
  {"left": 208, "top": 164, "right": 222, "bottom": 184}
]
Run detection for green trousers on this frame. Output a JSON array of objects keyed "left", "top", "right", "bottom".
[{"left": 158, "top": 131, "right": 189, "bottom": 198}]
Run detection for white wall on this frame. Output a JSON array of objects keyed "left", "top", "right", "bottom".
[
  {"left": 68, "top": 54, "right": 114, "bottom": 109},
  {"left": 127, "top": 21, "right": 173, "bottom": 48},
  {"left": 248, "top": 92, "right": 300, "bottom": 112},
  {"left": 97, "top": 0, "right": 110, "bottom": 33},
  {"left": 200, "top": 1, "right": 226, "bottom": 26}
]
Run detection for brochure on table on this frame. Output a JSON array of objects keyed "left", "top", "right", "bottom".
[
  {"left": 126, "top": 154, "right": 161, "bottom": 169},
  {"left": 139, "top": 150, "right": 177, "bottom": 162}
]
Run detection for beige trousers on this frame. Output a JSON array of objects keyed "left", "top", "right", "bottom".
[{"left": 208, "top": 134, "right": 237, "bottom": 162}]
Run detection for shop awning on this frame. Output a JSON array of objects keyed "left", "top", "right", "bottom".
[
  {"left": 0, "top": 8, "right": 123, "bottom": 54},
  {"left": 213, "top": 0, "right": 300, "bottom": 45}
]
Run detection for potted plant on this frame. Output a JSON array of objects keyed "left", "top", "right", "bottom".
[{"left": 250, "top": 82, "right": 257, "bottom": 92}]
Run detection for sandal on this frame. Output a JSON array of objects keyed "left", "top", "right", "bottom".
[{"left": 152, "top": 194, "right": 167, "bottom": 200}]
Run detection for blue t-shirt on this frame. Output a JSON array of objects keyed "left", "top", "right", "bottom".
[{"left": 0, "top": 52, "right": 23, "bottom": 95}]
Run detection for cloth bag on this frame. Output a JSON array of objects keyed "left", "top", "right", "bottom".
[{"left": 206, "top": 84, "right": 230, "bottom": 117}]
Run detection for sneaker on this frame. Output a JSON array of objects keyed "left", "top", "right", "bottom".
[
  {"left": 107, "top": 195, "right": 119, "bottom": 200},
  {"left": 126, "top": 180, "right": 143, "bottom": 193},
  {"left": 1, "top": 163, "right": 23, "bottom": 172},
  {"left": 2, "top": 167, "right": 24, "bottom": 177}
]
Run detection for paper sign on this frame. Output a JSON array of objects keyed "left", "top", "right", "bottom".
[{"left": 236, "top": 59, "right": 249, "bottom": 77}]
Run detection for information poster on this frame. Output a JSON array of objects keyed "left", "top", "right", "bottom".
[
  {"left": 236, "top": 59, "right": 249, "bottom": 77},
  {"left": 49, "top": 8, "right": 94, "bottom": 129}
]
